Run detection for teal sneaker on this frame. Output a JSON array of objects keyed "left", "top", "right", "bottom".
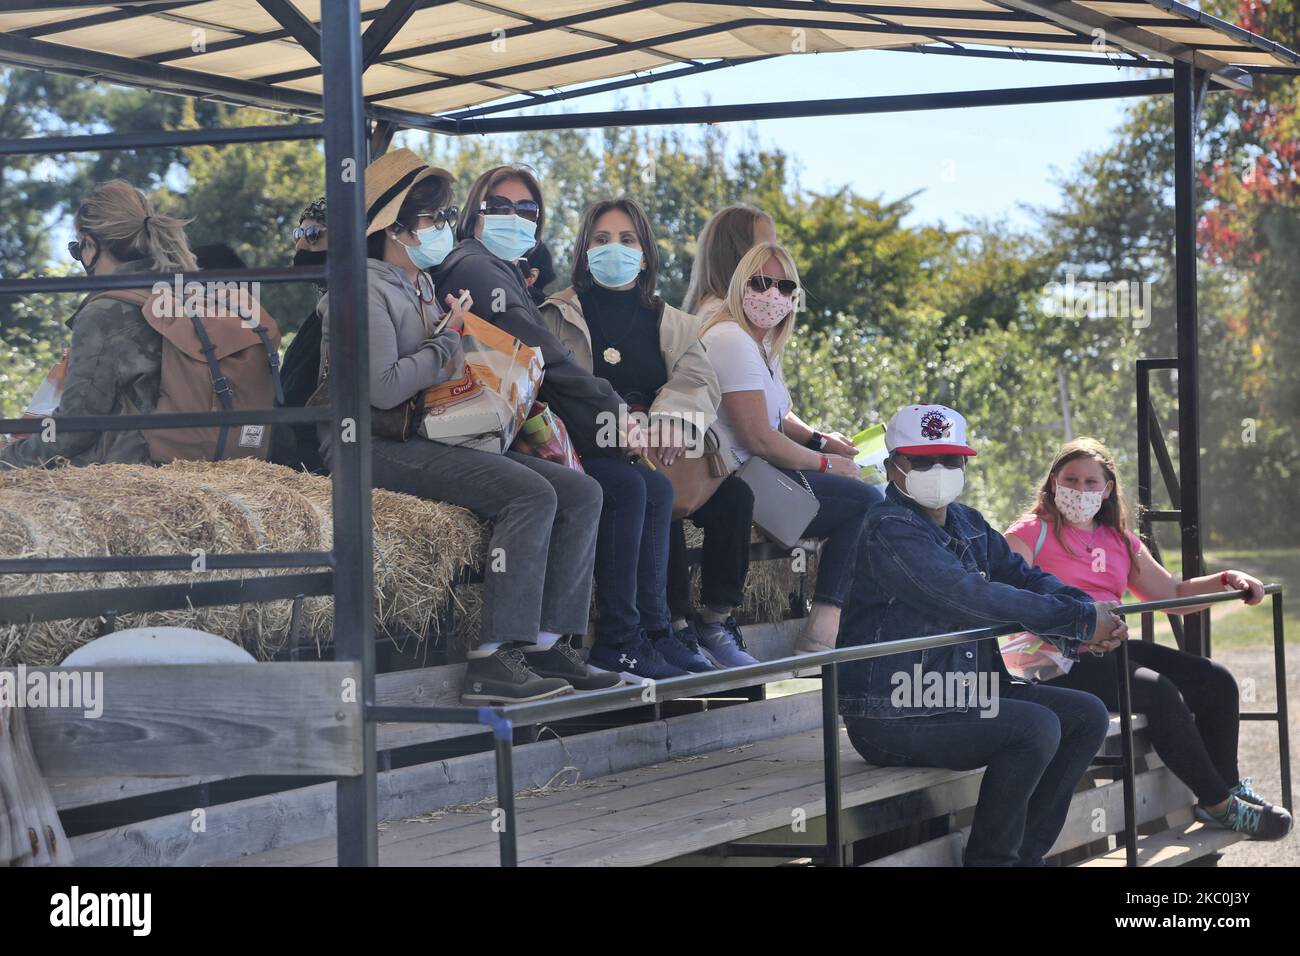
[
  {"left": 1229, "top": 778, "right": 1275, "bottom": 809},
  {"left": 1195, "top": 795, "right": 1292, "bottom": 841}
]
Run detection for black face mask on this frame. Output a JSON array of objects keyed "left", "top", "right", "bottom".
[
  {"left": 293, "top": 247, "right": 328, "bottom": 268},
  {"left": 294, "top": 247, "right": 328, "bottom": 291}
]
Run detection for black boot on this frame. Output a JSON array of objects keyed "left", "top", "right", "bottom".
[{"left": 461, "top": 646, "right": 574, "bottom": 705}]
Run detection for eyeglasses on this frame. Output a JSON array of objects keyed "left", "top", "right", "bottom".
[
  {"left": 482, "top": 195, "right": 541, "bottom": 222},
  {"left": 900, "top": 454, "right": 968, "bottom": 471},
  {"left": 413, "top": 206, "right": 459, "bottom": 230},
  {"left": 748, "top": 275, "right": 798, "bottom": 297},
  {"left": 293, "top": 224, "right": 327, "bottom": 243}
]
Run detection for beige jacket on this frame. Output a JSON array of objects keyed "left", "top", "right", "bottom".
[{"left": 540, "top": 287, "right": 720, "bottom": 436}]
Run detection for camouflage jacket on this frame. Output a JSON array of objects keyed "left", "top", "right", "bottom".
[{"left": 0, "top": 259, "right": 161, "bottom": 469}]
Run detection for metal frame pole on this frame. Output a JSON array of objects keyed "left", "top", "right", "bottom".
[
  {"left": 1273, "top": 593, "right": 1292, "bottom": 812},
  {"left": 1173, "top": 60, "right": 1209, "bottom": 658},
  {"left": 1135, "top": 364, "right": 1157, "bottom": 647},
  {"left": 495, "top": 734, "right": 519, "bottom": 867},
  {"left": 1115, "top": 640, "right": 1138, "bottom": 866},
  {"left": 821, "top": 662, "right": 843, "bottom": 866},
  {"left": 321, "top": 0, "right": 378, "bottom": 868}
]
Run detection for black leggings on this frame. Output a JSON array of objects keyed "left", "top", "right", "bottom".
[
  {"left": 1049, "top": 639, "right": 1240, "bottom": 805},
  {"left": 667, "top": 475, "right": 754, "bottom": 620}
]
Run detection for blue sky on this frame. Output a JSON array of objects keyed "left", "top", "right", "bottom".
[{"left": 457, "top": 50, "right": 1152, "bottom": 232}]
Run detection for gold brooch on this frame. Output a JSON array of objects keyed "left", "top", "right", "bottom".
[{"left": 603, "top": 347, "right": 622, "bottom": 365}]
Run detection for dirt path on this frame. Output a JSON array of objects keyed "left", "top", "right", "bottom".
[{"left": 1207, "top": 646, "right": 1298, "bottom": 867}]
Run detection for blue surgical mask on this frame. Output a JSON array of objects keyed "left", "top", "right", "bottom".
[
  {"left": 586, "top": 243, "right": 643, "bottom": 289},
  {"left": 480, "top": 214, "right": 537, "bottom": 262},
  {"left": 404, "top": 223, "right": 455, "bottom": 270}
]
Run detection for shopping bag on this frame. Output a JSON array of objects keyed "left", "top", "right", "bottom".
[
  {"left": 419, "top": 312, "right": 544, "bottom": 453},
  {"left": 510, "top": 401, "right": 584, "bottom": 472}
]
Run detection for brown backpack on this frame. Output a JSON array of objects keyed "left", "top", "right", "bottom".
[{"left": 95, "top": 286, "right": 283, "bottom": 463}]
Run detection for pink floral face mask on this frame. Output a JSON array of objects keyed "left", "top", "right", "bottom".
[{"left": 742, "top": 285, "right": 793, "bottom": 329}]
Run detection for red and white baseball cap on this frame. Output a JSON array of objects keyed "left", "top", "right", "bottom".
[{"left": 885, "top": 404, "right": 977, "bottom": 457}]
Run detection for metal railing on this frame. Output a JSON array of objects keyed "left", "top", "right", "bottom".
[{"left": 370, "top": 585, "right": 1289, "bottom": 867}]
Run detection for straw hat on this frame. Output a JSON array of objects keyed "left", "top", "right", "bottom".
[{"left": 364, "top": 148, "right": 453, "bottom": 235}]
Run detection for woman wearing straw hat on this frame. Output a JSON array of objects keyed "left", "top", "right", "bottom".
[{"left": 317, "top": 149, "right": 618, "bottom": 704}]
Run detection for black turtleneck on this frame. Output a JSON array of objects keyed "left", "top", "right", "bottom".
[{"left": 577, "top": 284, "right": 666, "bottom": 412}]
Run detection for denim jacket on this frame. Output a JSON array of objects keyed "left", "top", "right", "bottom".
[{"left": 837, "top": 483, "right": 1098, "bottom": 718}]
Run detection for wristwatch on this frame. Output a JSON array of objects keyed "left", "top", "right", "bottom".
[{"left": 806, "top": 431, "right": 829, "bottom": 451}]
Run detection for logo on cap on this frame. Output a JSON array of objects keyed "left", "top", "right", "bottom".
[{"left": 920, "top": 410, "right": 953, "bottom": 442}]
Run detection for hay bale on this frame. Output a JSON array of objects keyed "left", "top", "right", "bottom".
[
  {"left": 0, "top": 482, "right": 119, "bottom": 666},
  {"left": 680, "top": 523, "right": 815, "bottom": 625}
]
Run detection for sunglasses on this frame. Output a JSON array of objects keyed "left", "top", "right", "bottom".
[
  {"left": 748, "top": 274, "right": 798, "bottom": 297},
  {"left": 482, "top": 195, "right": 541, "bottom": 222},
  {"left": 67, "top": 237, "right": 91, "bottom": 262},
  {"left": 413, "top": 205, "right": 459, "bottom": 230},
  {"left": 900, "top": 454, "right": 968, "bottom": 471},
  {"left": 293, "top": 224, "right": 327, "bottom": 243}
]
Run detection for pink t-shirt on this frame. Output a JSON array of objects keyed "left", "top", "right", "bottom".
[{"left": 999, "top": 515, "right": 1144, "bottom": 679}]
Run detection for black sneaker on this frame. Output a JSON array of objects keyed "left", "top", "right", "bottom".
[
  {"left": 1195, "top": 794, "right": 1293, "bottom": 841},
  {"left": 461, "top": 647, "right": 574, "bottom": 705},
  {"left": 523, "top": 637, "right": 623, "bottom": 691}
]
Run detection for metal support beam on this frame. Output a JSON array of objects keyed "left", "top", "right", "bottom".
[
  {"left": 1173, "top": 60, "right": 1208, "bottom": 657},
  {"left": 321, "top": 0, "right": 378, "bottom": 869},
  {"left": 361, "top": 0, "right": 424, "bottom": 68},
  {"left": 369, "top": 119, "right": 398, "bottom": 161},
  {"left": 442, "top": 78, "right": 1176, "bottom": 134},
  {"left": 256, "top": 0, "right": 322, "bottom": 63}
]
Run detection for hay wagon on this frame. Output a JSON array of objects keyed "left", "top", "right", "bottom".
[{"left": 0, "top": 0, "right": 1295, "bottom": 868}]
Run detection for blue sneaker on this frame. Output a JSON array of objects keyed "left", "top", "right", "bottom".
[
  {"left": 695, "top": 615, "right": 760, "bottom": 668},
  {"left": 588, "top": 631, "right": 688, "bottom": 681},
  {"left": 649, "top": 623, "right": 716, "bottom": 673}
]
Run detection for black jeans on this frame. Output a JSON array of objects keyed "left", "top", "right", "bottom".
[
  {"left": 667, "top": 474, "right": 755, "bottom": 619},
  {"left": 845, "top": 681, "right": 1111, "bottom": 866},
  {"left": 782, "top": 470, "right": 882, "bottom": 607},
  {"left": 583, "top": 456, "right": 674, "bottom": 647},
  {"left": 1049, "top": 639, "right": 1240, "bottom": 805}
]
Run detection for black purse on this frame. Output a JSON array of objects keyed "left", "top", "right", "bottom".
[{"left": 306, "top": 297, "right": 429, "bottom": 442}]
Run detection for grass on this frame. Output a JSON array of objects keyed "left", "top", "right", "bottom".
[{"left": 1194, "top": 548, "right": 1298, "bottom": 650}]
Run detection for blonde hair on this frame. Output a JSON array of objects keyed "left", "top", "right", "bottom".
[
  {"left": 700, "top": 241, "right": 801, "bottom": 366},
  {"left": 74, "top": 179, "right": 197, "bottom": 273},
  {"left": 1023, "top": 436, "right": 1137, "bottom": 562},
  {"left": 683, "top": 203, "right": 773, "bottom": 315}
]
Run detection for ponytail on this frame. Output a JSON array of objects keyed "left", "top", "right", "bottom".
[{"left": 74, "top": 179, "right": 198, "bottom": 274}]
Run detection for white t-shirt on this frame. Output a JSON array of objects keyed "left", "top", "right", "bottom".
[{"left": 700, "top": 319, "right": 790, "bottom": 465}]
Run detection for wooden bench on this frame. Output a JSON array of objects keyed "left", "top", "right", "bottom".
[{"left": 223, "top": 708, "right": 1194, "bottom": 867}]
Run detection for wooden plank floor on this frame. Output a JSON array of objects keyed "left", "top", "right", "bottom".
[{"left": 225, "top": 728, "right": 977, "bottom": 867}]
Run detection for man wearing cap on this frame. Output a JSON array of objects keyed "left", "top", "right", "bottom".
[{"left": 837, "top": 403, "right": 1123, "bottom": 866}]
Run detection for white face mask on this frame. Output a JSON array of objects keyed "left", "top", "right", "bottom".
[
  {"left": 1054, "top": 484, "right": 1104, "bottom": 524},
  {"left": 900, "top": 463, "right": 965, "bottom": 509}
]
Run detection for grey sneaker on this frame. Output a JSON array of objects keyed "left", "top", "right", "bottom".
[
  {"left": 461, "top": 647, "right": 574, "bottom": 705},
  {"left": 523, "top": 637, "right": 623, "bottom": 691},
  {"left": 695, "top": 615, "right": 760, "bottom": 668}
]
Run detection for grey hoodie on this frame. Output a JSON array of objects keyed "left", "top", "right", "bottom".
[{"left": 317, "top": 258, "right": 464, "bottom": 457}]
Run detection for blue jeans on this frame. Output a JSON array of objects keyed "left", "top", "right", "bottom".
[
  {"left": 844, "top": 681, "right": 1110, "bottom": 866},
  {"left": 583, "top": 457, "right": 674, "bottom": 646},
  {"left": 783, "top": 470, "right": 882, "bottom": 607}
]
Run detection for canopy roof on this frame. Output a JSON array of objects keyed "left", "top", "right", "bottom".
[{"left": 1, "top": 1, "right": 1297, "bottom": 124}]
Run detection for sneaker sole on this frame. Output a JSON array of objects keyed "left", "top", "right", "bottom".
[
  {"left": 461, "top": 684, "right": 575, "bottom": 706},
  {"left": 588, "top": 663, "right": 684, "bottom": 683}
]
